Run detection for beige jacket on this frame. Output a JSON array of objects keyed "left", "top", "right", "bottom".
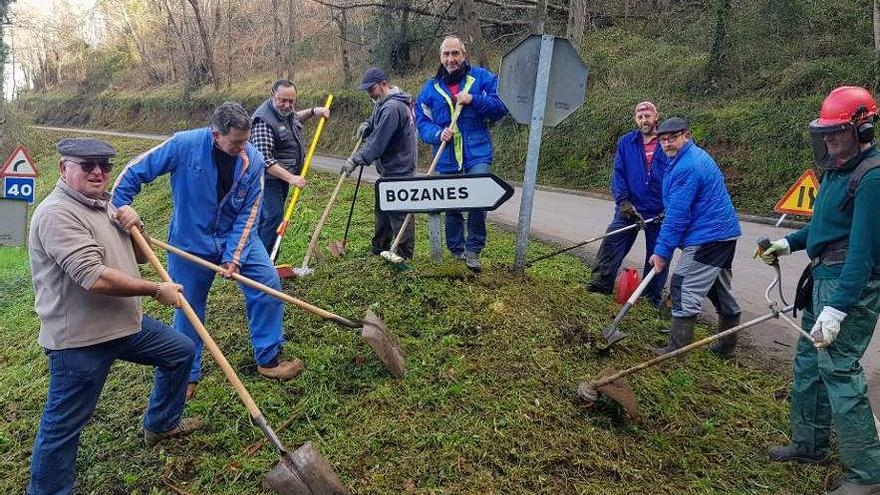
[{"left": 28, "top": 179, "right": 143, "bottom": 349}]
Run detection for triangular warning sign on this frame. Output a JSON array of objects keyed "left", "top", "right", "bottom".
[
  {"left": 0, "top": 145, "right": 39, "bottom": 178},
  {"left": 774, "top": 169, "right": 819, "bottom": 216}
]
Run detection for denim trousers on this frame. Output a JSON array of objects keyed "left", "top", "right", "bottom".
[
  {"left": 440, "top": 162, "right": 490, "bottom": 255},
  {"left": 28, "top": 315, "right": 194, "bottom": 495}
]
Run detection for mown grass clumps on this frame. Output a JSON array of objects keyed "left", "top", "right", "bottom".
[{"left": 0, "top": 129, "right": 837, "bottom": 494}]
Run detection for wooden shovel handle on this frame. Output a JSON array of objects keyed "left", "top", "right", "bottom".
[
  {"left": 129, "top": 228, "right": 264, "bottom": 420},
  {"left": 389, "top": 104, "right": 464, "bottom": 253},
  {"left": 150, "top": 236, "right": 360, "bottom": 329}
]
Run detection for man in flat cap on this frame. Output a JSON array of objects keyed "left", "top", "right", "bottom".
[
  {"left": 648, "top": 117, "right": 743, "bottom": 357},
  {"left": 28, "top": 138, "right": 201, "bottom": 495},
  {"left": 587, "top": 100, "right": 669, "bottom": 306},
  {"left": 342, "top": 67, "right": 418, "bottom": 259},
  {"left": 112, "top": 102, "right": 304, "bottom": 401}
]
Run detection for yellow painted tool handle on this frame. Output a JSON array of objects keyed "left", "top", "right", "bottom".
[
  {"left": 277, "top": 94, "right": 334, "bottom": 232},
  {"left": 301, "top": 138, "right": 363, "bottom": 269},
  {"left": 130, "top": 228, "right": 264, "bottom": 419}
]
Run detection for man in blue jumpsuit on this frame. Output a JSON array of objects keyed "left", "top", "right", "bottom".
[
  {"left": 587, "top": 101, "right": 668, "bottom": 306},
  {"left": 415, "top": 36, "right": 508, "bottom": 272},
  {"left": 648, "top": 117, "right": 743, "bottom": 358},
  {"left": 112, "top": 102, "right": 304, "bottom": 401}
]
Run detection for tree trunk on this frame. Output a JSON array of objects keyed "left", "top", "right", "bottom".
[
  {"left": 705, "top": 0, "right": 731, "bottom": 88},
  {"left": 458, "top": 0, "right": 485, "bottom": 67},
  {"left": 185, "top": 0, "right": 220, "bottom": 90},
  {"left": 272, "top": 0, "right": 283, "bottom": 77},
  {"left": 333, "top": 8, "right": 352, "bottom": 86},
  {"left": 874, "top": 0, "right": 880, "bottom": 51},
  {"left": 287, "top": 0, "right": 296, "bottom": 80},
  {"left": 531, "top": 0, "right": 547, "bottom": 33},
  {"left": 566, "top": 0, "right": 586, "bottom": 46},
  {"left": 120, "top": 2, "right": 161, "bottom": 83}
]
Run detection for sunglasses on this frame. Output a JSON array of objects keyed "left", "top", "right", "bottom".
[{"left": 66, "top": 158, "right": 113, "bottom": 174}]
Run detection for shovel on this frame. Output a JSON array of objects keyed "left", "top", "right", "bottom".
[
  {"left": 599, "top": 267, "right": 658, "bottom": 349},
  {"left": 380, "top": 103, "right": 464, "bottom": 265},
  {"left": 129, "top": 228, "right": 350, "bottom": 495},
  {"left": 579, "top": 243, "right": 813, "bottom": 418},
  {"left": 273, "top": 94, "right": 334, "bottom": 277},
  {"left": 526, "top": 216, "right": 661, "bottom": 267},
  {"left": 151, "top": 236, "right": 406, "bottom": 378},
  {"left": 328, "top": 163, "right": 365, "bottom": 257},
  {"left": 294, "top": 139, "right": 363, "bottom": 277}
]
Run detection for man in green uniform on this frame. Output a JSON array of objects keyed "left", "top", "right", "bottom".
[{"left": 760, "top": 86, "right": 880, "bottom": 495}]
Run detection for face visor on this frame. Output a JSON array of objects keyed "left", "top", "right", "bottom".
[{"left": 809, "top": 118, "right": 853, "bottom": 170}]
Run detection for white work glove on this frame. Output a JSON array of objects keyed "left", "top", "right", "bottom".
[
  {"left": 755, "top": 238, "right": 790, "bottom": 265},
  {"left": 356, "top": 121, "right": 371, "bottom": 140},
  {"left": 341, "top": 157, "right": 358, "bottom": 177},
  {"left": 810, "top": 306, "right": 847, "bottom": 348}
]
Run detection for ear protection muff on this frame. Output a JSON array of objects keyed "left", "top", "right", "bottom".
[{"left": 853, "top": 105, "right": 876, "bottom": 143}]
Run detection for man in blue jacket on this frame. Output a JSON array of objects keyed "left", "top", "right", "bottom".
[
  {"left": 415, "top": 36, "right": 508, "bottom": 272},
  {"left": 112, "top": 102, "right": 304, "bottom": 401},
  {"left": 587, "top": 101, "right": 668, "bottom": 306},
  {"left": 648, "top": 117, "right": 743, "bottom": 357}
]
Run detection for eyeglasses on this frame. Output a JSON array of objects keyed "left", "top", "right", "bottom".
[
  {"left": 658, "top": 132, "right": 685, "bottom": 144},
  {"left": 65, "top": 158, "right": 113, "bottom": 174}
]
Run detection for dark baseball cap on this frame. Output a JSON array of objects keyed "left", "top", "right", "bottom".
[
  {"left": 657, "top": 117, "right": 689, "bottom": 135},
  {"left": 358, "top": 67, "right": 387, "bottom": 90},
  {"left": 55, "top": 138, "right": 117, "bottom": 159}
]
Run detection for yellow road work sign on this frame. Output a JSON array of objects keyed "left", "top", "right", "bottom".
[{"left": 774, "top": 169, "right": 819, "bottom": 216}]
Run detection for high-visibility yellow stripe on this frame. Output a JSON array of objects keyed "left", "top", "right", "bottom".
[{"left": 433, "top": 75, "right": 475, "bottom": 171}]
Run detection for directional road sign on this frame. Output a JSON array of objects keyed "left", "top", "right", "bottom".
[
  {"left": 498, "top": 35, "right": 588, "bottom": 128},
  {"left": 376, "top": 173, "right": 514, "bottom": 213},
  {"left": 4, "top": 177, "right": 36, "bottom": 204},
  {"left": 774, "top": 169, "right": 819, "bottom": 216},
  {"left": 1, "top": 145, "right": 39, "bottom": 178}
]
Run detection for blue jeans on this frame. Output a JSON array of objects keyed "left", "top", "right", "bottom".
[
  {"left": 168, "top": 239, "right": 284, "bottom": 383},
  {"left": 28, "top": 316, "right": 194, "bottom": 495},
  {"left": 257, "top": 179, "right": 290, "bottom": 252},
  {"left": 588, "top": 212, "right": 666, "bottom": 305},
  {"left": 440, "top": 163, "right": 490, "bottom": 255}
]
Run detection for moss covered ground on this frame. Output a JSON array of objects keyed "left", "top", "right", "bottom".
[{"left": 0, "top": 129, "right": 837, "bottom": 494}]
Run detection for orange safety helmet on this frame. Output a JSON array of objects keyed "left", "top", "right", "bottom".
[{"left": 810, "top": 86, "right": 878, "bottom": 167}]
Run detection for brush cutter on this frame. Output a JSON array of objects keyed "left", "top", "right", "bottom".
[
  {"left": 130, "top": 228, "right": 350, "bottom": 495},
  {"left": 151, "top": 237, "right": 406, "bottom": 378},
  {"left": 273, "top": 94, "right": 334, "bottom": 278},
  {"left": 526, "top": 216, "right": 661, "bottom": 267},
  {"left": 328, "top": 163, "right": 365, "bottom": 257},
  {"left": 293, "top": 139, "right": 363, "bottom": 277},
  {"left": 578, "top": 239, "right": 814, "bottom": 418},
  {"left": 380, "top": 104, "right": 464, "bottom": 265},
  {"left": 599, "top": 267, "right": 658, "bottom": 349}
]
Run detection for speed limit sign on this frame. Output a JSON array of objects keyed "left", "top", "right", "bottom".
[{"left": 4, "top": 177, "right": 36, "bottom": 204}]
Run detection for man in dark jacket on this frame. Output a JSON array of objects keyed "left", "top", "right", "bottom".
[
  {"left": 587, "top": 101, "right": 668, "bottom": 305},
  {"left": 251, "top": 79, "right": 330, "bottom": 251},
  {"left": 342, "top": 67, "right": 418, "bottom": 259},
  {"left": 649, "top": 117, "right": 743, "bottom": 357}
]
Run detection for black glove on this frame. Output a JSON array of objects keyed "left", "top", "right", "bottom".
[
  {"left": 356, "top": 121, "right": 372, "bottom": 140},
  {"left": 619, "top": 200, "right": 638, "bottom": 221}
]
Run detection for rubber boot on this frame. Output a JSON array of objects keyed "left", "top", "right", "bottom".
[
  {"left": 653, "top": 316, "right": 696, "bottom": 356},
  {"left": 768, "top": 443, "right": 830, "bottom": 464},
  {"left": 709, "top": 313, "right": 741, "bottom": 359},
  {"left": 825, "top": 481, "right": 880, "bottom": 495}
]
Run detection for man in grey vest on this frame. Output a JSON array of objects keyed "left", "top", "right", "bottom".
[{"left": 251, "top": 79, "right": 330, "bottom": 250}]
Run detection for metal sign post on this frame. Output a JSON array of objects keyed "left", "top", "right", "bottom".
[{"left": 513, "top": 35, "right": 554, "bottom": 271}]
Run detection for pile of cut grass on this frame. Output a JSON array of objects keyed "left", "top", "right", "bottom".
[{"left": 0, "top": 129, "right": 835, "bottom": 494}]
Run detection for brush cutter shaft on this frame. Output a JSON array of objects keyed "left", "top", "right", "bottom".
[
  {"left": 527, "top": 216, "right": 661, "bottom": 266},
  {"left": 151, "top": 237, "right": 360, "bottom": 329},
  {"left": 388, "top": 105, "right": 464, "bottom": 254},
  {"left": 270, "top": 94, "right": 335, "bottom": 261},
  {"left": 595, "top": 304, "right": 795, "bottom": 390},
  {"left": 131, "top": 229, "right": 264, "bottom": 419}
]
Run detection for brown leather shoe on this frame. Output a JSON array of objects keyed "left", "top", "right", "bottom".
[
  {"left": 257, "top": 359, "right": 304, "bottom": 380},
  {"left": 144, "top": 417, "right": 203, "bottom": 447},
  {"left": 185, "top": 382, "right": 198, "bottom": 402}
]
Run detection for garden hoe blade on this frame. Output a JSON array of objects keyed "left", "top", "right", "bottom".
[
  {"left": 360, "top": 309, "right": 406, "bottom": 378},
  {"left": 265, "top": 442, "right": 350, "bottom": 495},
  {"left": 576, "top": 368, "right": 638, "bottom": 418},
  {"left": 598, "top": 267, "right": 658, "bottom": 350}
]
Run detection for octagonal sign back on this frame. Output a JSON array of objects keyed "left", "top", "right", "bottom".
[{"left": 498, "top": 35, "right": 588, "bottom": 128}]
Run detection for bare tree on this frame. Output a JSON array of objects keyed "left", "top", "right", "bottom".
[
  {"left": 185, "top": 0, "right": 220, "bottom": 90},
  {"left": 566, "top": 0, "right": 586, "bottom": 46}
]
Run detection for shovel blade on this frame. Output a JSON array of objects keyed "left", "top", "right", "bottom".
[
  {"left": 361, "top": 309, "right": 406, "bottom": 378},
  {"left": 265, "top": 442, "right": 350, "bottom": 495},
  {"left": 276, "top": 264, "right": 298, "bottom": 279}
]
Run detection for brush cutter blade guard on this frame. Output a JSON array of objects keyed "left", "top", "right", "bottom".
[
  {"left": 577, "top": 368, "right": 638, "bottom": 418},
  {"left": 361, "top": 309, "right": 406, "bottom": 378},
  {"left": 265, "top": 442, "right": 351, "bottom": 495}
]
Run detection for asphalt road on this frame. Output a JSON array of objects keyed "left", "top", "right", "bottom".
[{"left": 31, "top": 124, "right": 880, "bottom": 412}]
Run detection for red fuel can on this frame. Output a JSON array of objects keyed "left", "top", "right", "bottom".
[{"left": 614, "top": 268, "right": 641, "bottom": 304}]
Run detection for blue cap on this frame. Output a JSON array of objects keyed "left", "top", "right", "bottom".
[
  {"left": 55, "top": 138, "right": 116, "bottom": 159},
  {"left": 657, "top": 117, "right": 689, "bottom": 135},
  {"left": 358, "top": 67, "right": 387, "bottom": 91}
]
